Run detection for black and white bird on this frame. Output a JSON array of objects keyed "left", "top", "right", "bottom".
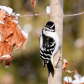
[{"left": 40, "top": 21, "right": 59, "bottom": 76}]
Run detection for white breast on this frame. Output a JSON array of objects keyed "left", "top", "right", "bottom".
[{"left": 43, "top": 29, "right": 59, "bottom": 64}]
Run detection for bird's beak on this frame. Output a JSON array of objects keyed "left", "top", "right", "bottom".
[{"left": 45, "top": 27, "right": 50, "bottom": 31}]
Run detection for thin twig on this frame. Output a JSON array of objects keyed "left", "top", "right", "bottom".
[
  {"left": 56, "top": 57, "right": 62, "bottom": 68},
  {"left": 72, "top": 62, "right": 81, "bottom": 79},
  {"left": 17, "top": 13, "right": 48, "bottom": 17},
  {"left": 64, "top": 11, "right": 84, "bottom": 17}
]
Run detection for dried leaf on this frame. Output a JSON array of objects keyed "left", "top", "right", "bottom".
[
  {"left": 62, "top": 59, "right": 69, "bottom": 71},
  {"left": 7, "top": 21, "right": 27, "bottom": 50},
  {"left": 0, "top": 9, "right": 5, "bottom": 21},
  {"left": 0, "top": 41, "right": 13, "bottom": 67},
  {"left": 30, "top": 0, "right": 36, "bottom": 8},
  {"left": 0, "top": 42, "right": 12, "bottom": 57},
  {"left": 22, "top": 39, "right": 27, "bottom": 50},
  {"left": 5, "top": 56, "right": 13, "bottom": 68},
  {"left": 0, "top": 60, "right": 3, "bottom": 63},
  {"left": 64, "top": 70, "right": 73, "bottom": 73},
  {"left": 4, "top": 14, "right": 17, "bottom": 28},
  {"left": 0, "top": 8, "right": 28, "bottom": 67},
  {"left": 0, "top": 23, "right": 12, "bottom": 42}
]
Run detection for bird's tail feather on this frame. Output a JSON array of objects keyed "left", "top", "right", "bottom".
[{"left": 47, "top": 60, "right": 54, "bottom": 77}]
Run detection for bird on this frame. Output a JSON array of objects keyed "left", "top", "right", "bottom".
[{"left": 40, "top": 21, "right": 59, "bottom": 76}]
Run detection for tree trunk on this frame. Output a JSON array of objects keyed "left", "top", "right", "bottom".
[{"left": 48, "top": 0, "right": 63, "bottom": 84}]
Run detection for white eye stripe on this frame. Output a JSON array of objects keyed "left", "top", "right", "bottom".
[{"left": 50, "top": 24, "right": 55, "bottom": 28}]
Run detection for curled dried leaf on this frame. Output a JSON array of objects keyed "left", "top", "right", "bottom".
[
  {"left": 0, "top": 7, "right": 28, "bottom": 67},
  {"left": 62, "top": 59, "right": 69, "bottom": 71},
  {"left": 30, "top": 0, "right": 36, "bottom": 8}
]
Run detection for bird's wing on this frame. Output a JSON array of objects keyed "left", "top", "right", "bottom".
[{"left": 40, "top": 34, "right": 56, "bottom": 61}]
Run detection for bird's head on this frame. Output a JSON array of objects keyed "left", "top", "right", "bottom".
[{"left": 44, "top": 21, "right": 55, "bottom": 32}]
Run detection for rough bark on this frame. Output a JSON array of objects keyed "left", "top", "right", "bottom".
[{"left": 48, "top": 0, "right": 63, "bottom": 84}]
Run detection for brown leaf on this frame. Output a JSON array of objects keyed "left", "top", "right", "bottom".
[
  {"left": 0, "top": 8, "right": 27, "bottom": 67},
  {"left": 62, "top": 59, "right": 69, "bottom": 71},
  {"left": 0, "top": 60, "right": 3, "bottom": 63},
  {"left": 22, "top": 39, "right": 27, "bottom": 50},
  {"left": 5, "top": 56, "right": 13, "bottom": 67},
  {"left": 0, "top": 9, "right": 5, "bottom": 21},
  {"left": 30, "top": 0, "right": 36, "bottom": 8},
  {"left": 3, "top": 14, "right": 27, "bottom": 50},
  {"left": 0, "top": 41, "right": 13, "bottom": 67},
  {"left": 7, "top": 21, "right": 27, "bottom": 50},
  {"left": 0, "top": 41, "right": 12, "bottom": 58},
  {"left": 4, "top": 14, "right": 17, "bottom": 28},
  {"left": 64, "top": 70, "right": 73, "bottom": 73},
  {"left": 0, "top": 23, "right": 12, "bottom": 42}
]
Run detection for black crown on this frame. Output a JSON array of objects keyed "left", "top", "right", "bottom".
[{"left": 45, "top": 21, "right": 55, "bottom": 30}]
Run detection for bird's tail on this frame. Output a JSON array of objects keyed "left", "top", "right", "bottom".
[{"left": 47, "top": 60, "right": 54, "bottom": 77}]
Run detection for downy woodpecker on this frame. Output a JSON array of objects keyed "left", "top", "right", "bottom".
[{"left": 40, "top": 21, "right": 59, "bottom": 76}]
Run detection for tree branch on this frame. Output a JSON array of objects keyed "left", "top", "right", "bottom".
[
  {"left": 64, "top": 11, "right": 84, "bottom": 17},
  {"left": 17, "top": 13, "right": 48, "bottom": 17}
]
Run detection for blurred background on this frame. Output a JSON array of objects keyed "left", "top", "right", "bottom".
[{"left": 0, "top": 0, "right": 84, "bottom": 84}]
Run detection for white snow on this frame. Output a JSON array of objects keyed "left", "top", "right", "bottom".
[
  {"left": 72, "top": 74, "right": 84, "bottom": 83},
  {"left": 64, "top": 76, "right": 72, "bottom": 83},
  {"left": 11, "top": 20, "right": 18, "bottom": 24},
  {"left": 46, "top": 6, "right": 50, "bottom": 14},
  {"left": 15, "top": 13, "right": 20, "bottom": 19},
  {"left": 17, "top": 25, "right": 21, "bottom": 29},
  {"left": 64, "top": 74, "right": 84, "bottom": 83},
  {"left": 21, "top": 30, "right": 28, "bottom": 39},
  {"left": 2, "top": 55, "right": 10, "bottom": 58},
  {"left": 74, "top": 74, "right": 80, "bottom": 80},
  {"left": 63, "top": 59, "right": 67, "bottom": 62},
  {"left": 0, "top": 5, "right": 13, "bottom": 14},
  {"left": 0, "top": 21, "right": 4, "bottom": 24},
  {"left": 16, "top": 13, "right": 20, "bottom": 16},
  {"left": 80, "top": 76, "right": 84, "bottom": 83},
  {"left": 12, "top": 13, "right": 15, "bottom": 15}
]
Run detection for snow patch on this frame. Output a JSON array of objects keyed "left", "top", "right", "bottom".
[
  {"left": 0, "top": 5, "right": 13, "bottom": 14},
  {"left": 15, "top": 13, "right": 20, "bottom": 19},
  {"left": 16, "top": 13, "right": 20, "bottom": 16},
  {"left": 21, "top": 30, "right": 28, "bottom": 39},
  {"left": 64, "top": 76, "right": 72, "bottom": 83},
  {"left": 80, "top": 76, "right": 84, "bottom": 83},
  {"left": 0, "top": 21, "right": 4, "bottom": 24},
  {"left": 2, "top": 55, "right": 10, "bottom": 58},
  {"left": 46, "top": 6, "right": 50, "bottom": 14},
  {"left": 63, "top": 59, "right": 66, "bottom": 62},
  {"left": 18, "top": 25, "right": 21, "bottom": 29},
  {"left": 11, "top": 20, "right": 18, "bottom": 24},
  {"left": 64, "top": 74, "right": 84, "bottom": 83}
]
